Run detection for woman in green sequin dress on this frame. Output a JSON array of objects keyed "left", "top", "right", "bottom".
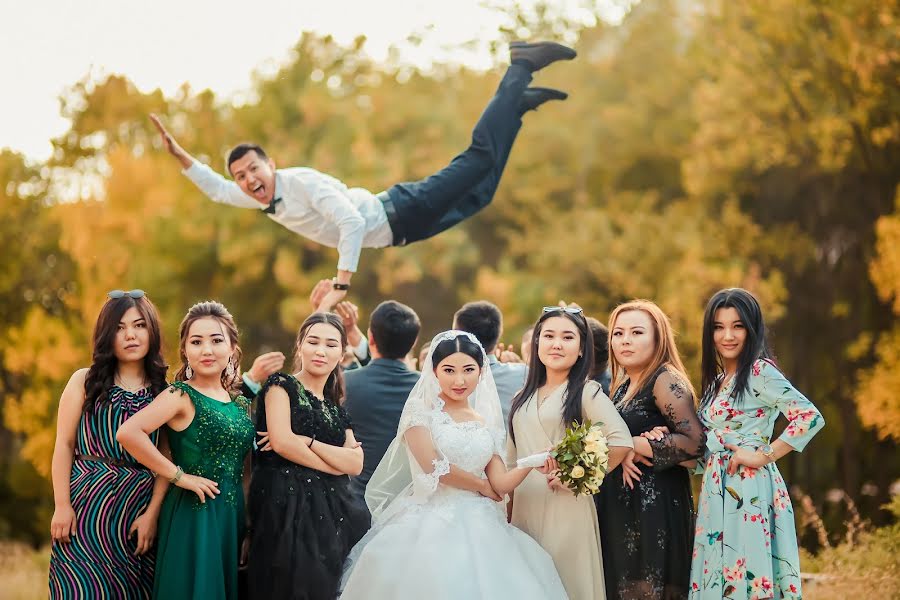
[{"left": 118, "top": 302, "right": 254, "bottom": 599}]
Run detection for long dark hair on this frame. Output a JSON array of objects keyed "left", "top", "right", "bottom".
[
  {"left": 293, "top": 313, "right": 348, "bottom": 404},
  {"left": 83, "top": 295, "right": 168, "bottom": 413},
  {"left": 700, "top": 288, "right": 772, "bottom": 405},
  {"left": 508, "top": 309, "right": 595, "bottom": 443},
  {"left": 430, "top": 336, "right": 485, "bottom": 370},
  {"left": 174, "top": 301, "right": 243, "bottom": 391}
]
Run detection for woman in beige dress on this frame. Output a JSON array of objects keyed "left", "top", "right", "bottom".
[{"left": 507, "top": 307, "right": 633, "bottom": 600}]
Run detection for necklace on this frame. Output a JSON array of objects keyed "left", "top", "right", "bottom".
[{"left": 114, "top": 375, "right": 147, "bottom": 393}]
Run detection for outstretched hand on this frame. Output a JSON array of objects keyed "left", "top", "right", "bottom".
[
  {"left": 149, "top": 114, "right": 192, "bottom": 168},
  {"left": 150, "top": 114, "right": 177, "bottom": 154},
  {"left": 494, "top": 343, "right": 524, "bottom": 364},
  {"left": 316, "top": 288, "right": 348, "bottom": 313},
  {"left": 248, "top": 352, "right": 285, "bottom": 384}
]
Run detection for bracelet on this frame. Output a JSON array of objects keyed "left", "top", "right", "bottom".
[
  {"left": 307, "top": 435, "right": 316, "bottom": 448},
  {"left": 331, "top": 278, "right": 350, "bottom": 291},
  {"left": 169, "top": 465, "right": 184, "bottom": 484}
]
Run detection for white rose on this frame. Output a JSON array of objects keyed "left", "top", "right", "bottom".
[
  {"left": 584, "top": 441, "right": 609, "bottom": 456},
  {"left": 570, "top": 465, "right": 586, "bottom": 479},
  {"left": 585, "top": 428, "right": 603, "bottom": 443}
]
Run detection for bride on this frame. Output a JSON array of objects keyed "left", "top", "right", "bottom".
[{"left": 341, "top": 331, "right": 568, "bottom": 599}]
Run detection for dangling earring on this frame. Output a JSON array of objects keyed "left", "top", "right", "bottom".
[
  {"left": 226, "top": 358, "right": 235, "bottom": 378},
  {"left": 185, "top": 364, "right": 193, "bottom": 379}
]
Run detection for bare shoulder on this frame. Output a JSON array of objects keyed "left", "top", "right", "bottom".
[
  {"left": 69, "top": 368, "right": 90, "bottom": 386},
  {"left": 154, "top": 385, "right": 187, "bottom": 403}
]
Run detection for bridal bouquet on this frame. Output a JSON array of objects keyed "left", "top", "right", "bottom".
[
  {"left": 552, "top": 420, "right": 609, "bottom": 496},
  {"left": 517, "top": 420, "right": 609, "bottom": 497}
]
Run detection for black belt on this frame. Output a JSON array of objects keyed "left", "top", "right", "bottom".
[
  {"left": 378, "top": 191, "right": 407, "bottom": 247},
  {"left": 75, "top": 453, "right": 147, "bottom": 470}
]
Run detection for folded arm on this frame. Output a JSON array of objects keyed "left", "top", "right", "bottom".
[
  {"left": 263, "top": 387, "right": 344, "bottom": 475},
  {"left": 310, "top": 429, "right": 364, "bottom": 476},
  {"left": 640, "top": 370, "right": 706, "bottom": 470},
  {"left": 405, "top": 426, "right": 501, "bottom": 500}
]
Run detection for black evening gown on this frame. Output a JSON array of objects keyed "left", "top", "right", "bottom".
[
  {"left": 247, "top": 373, "right": 370, "bottom": 600},
  {"left": 595, "top": 366, "right": 705, "bottom": 600}
]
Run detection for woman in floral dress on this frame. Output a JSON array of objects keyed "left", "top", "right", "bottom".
[{"left": 689, "top": 288, "right": 824, "bottom": 599}]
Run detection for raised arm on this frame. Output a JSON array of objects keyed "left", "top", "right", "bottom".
[
  {"left": 150, "top": 114, "right": 259, "bottom": 208},
  {"left": 150, "top": 114, "right": 196, "bottom": 169},
  {"left": 405, "top": 426, "right": 502, "bottom": 501},
  {"left": 308, "top": 181, "right": 367, "bottom": 310},
  {"left": 641, "top": 369, "right": 705, "bottom": 470},
  {"left": 50, "top": 369, "right": 88, "bottom": 544}
]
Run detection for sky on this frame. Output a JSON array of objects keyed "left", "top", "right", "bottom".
[{"left": 2, "top": 0, "right": 626, "bottom": 162}]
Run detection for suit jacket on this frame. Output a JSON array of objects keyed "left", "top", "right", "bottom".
[
  {"left": 344, "top": 358, "right": 420, "bottom": 501},
  {"left": 488, "top": 355, "right": 527, "bottom": 428}
]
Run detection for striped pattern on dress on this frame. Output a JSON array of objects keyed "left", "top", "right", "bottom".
[{"left": 49, "top": 386, "right": 158, "bottom": 599}]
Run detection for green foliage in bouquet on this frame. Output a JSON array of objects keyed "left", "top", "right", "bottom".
[{"left": 550, "top": 420, "right": 610, "bottom": 497}]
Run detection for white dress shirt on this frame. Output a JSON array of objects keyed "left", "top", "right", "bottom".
[{"left": 183, "top": 161, "right": 394, "bottom": 272}]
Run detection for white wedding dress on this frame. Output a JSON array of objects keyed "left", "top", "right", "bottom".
[{"left": 341, "top": 331, "right": 568, "bottom": 600}]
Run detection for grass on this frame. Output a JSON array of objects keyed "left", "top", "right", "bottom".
[
  {"left": 801, "top": 495, "right": 900, "bottom": 599},
  {"left": 0, "top": 542, "right": 49, "bottom": 600},
  {"left": 2, "top": 500, "right": 898, "bottom": 599}
]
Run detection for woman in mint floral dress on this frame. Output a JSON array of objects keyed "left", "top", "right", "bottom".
[{"left": 689, "top": 288, "right": 824, "bottom": 600}]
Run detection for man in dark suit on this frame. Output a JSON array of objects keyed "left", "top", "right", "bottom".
[{"left": 345, "top": 300, "right": 421, "bottom": 504}]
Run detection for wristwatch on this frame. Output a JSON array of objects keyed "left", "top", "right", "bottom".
[
  {"left": 757, "top": 443, "right": 775, "bottom": 462},
  {"left": 332, "top": 279, "right": 351, "bottom": 291}
]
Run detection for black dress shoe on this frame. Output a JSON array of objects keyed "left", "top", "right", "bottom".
[
  {"left": 510, "top": 41, "right": 577, "bottom": 72},
  {"left": 518, "top": 87, "right": 568, "bottom": 115}
]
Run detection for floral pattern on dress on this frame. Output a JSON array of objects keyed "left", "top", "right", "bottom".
[{"left": 690, "top": 359, "right": 824, "bottom": 600}]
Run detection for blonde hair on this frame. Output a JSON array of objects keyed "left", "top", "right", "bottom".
[{"left": 608, "top": 300, "right": 694, "bottom": 405}]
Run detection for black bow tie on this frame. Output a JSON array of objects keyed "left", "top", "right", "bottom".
[{"left": 261, "top": 197, "right": 282, "bottom": 214}]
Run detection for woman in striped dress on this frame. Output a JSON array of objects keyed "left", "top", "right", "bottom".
[{"left": 49, "top": 290, "right": 169, "bottom": 598}]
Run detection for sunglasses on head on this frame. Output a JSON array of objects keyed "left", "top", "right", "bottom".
[
  {"left": 107, "top": 289, "right": 146, "bottom": 300},
  {"left": 542, "top": 306, "right": 583, "bottom": 315}
]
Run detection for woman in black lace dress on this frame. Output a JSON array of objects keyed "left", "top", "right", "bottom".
[
  {"left": 247, "top": 313, "right": 370, "bottom": 600},
  {"left": 595, "top": 301, "right": 705, "bottom": 600}
]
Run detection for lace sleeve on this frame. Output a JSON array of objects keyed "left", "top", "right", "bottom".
[
  {"left": 648, "top": 369, "right": 706, "bottom": 471},
  {"left": 398, "top": 406, "right": 431, "bottom": 433},
  {"left": 414, "top": 457, "right": 451, "bottom": 493},
  {"left": 403, "top": 422, "right": 451, "bottom": 498}
]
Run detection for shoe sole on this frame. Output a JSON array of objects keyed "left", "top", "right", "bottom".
[{"left": 510, "top": 41, "right": 577, "bottom": 60}]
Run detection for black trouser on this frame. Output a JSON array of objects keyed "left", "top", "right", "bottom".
[{"left": 379, "top": 63, "right": 532, "bottom": 245}]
